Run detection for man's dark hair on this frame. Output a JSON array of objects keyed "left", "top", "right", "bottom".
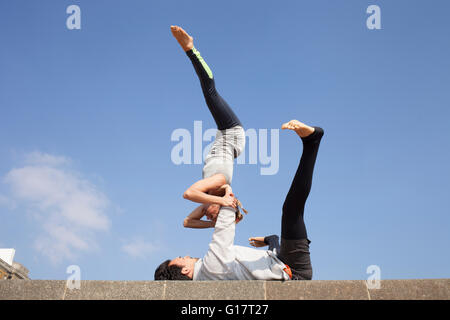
[{"left": 154, "top": 259, "right": 192, "bottom": 280}]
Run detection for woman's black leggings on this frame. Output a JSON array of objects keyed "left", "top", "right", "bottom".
[
  {"left": 186, "top": 47, "right": 242, "bottom": 130},
  {"left": 281, "top": 127, "right": 324, "bottom": 240}
]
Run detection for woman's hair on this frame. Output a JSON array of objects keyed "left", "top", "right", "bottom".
[
  {"left": 154, "top": 259, "right": 192, "bottom": 281},
  {"left": 235, "top": 199, "right": 248, "bottom": 221}
]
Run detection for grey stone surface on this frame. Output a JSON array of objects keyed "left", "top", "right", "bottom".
[
  {"left": 12, "top": 262, "right": 29, "bottom": 278},
  {"left": 1, "top": 279, "right": 449, "bottom": 300},
  {"left": 0, "top": 280, "right": 66, "bottom": 300},
  {"left": 64, "top": 281, "right": 165, "bottom": 300},
  {"left": 164, "top": 280, "right": 266, "bottom": 300},
  {"left": 368, "top": 279, "right": 450, "bottom": 300},
  {"left": 266, "top": 280, "right": 369, "bottom": 300}
]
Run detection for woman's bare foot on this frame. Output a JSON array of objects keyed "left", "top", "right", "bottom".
[
  {"left": 170, "top": 25, "right": 194, "bottom": 52},
  {"left": 281, "top": 120, "right": 315, "bottom": 138}
]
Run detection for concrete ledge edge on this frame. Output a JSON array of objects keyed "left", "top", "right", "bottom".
[{"left": 0, "top": 279, "right": 448, "bottom": 300}]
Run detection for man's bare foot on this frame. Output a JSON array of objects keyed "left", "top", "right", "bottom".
[
  {"left": 281, "top": 120, "right": 315, "bottom": 138},
  {"left": 170, "top": 25, "right": 194, "bottom": 52}
]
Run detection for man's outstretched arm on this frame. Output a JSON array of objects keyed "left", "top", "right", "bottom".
[{"left": 202, "top": 206, "right": 237, "bottom": 271}]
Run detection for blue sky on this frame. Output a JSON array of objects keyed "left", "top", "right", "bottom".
[{"left": 0, "top": 0, "right": 449, "bottom": 281}]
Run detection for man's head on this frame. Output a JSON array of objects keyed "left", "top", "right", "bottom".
[{"left": 154, "top": 256, "right": 198, "bottom": 280}]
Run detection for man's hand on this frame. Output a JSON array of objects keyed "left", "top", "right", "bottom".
[{"left": 249, "top": 237, "right": 267, "bottom": 247}]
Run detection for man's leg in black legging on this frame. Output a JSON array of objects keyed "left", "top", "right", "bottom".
[{"left": 278, "top": 124, "right": 324, "bottom": 280}]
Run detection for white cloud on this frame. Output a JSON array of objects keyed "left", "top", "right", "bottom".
[
  {"left": 121, "top": 238, "right": 159, "bottom": 259},
  {"left": 0, "top": 194, "right": 15, "bottom": 209},
  {"left": 24, "top": 151, "right": 71, "bottom": 167},
  {"left": 2, "top": 152, "right": 111, "bottom": 264}
]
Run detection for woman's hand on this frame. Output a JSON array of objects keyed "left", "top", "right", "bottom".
[
  {"left": 221, "top": 193, "right": 237, "bottom": 208},
  {"left": 220, "top": 183, "right": 237, "bottom": 208},
  {"left": 249, "top": 237, "right": 267, "bottom": 248}
]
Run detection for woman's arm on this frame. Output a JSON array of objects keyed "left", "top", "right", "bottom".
[
  {"left": 216, "top": 184, "right": 233, "bottom": 196},
  {"left": 183, "top": 174, "right": 236, "bottom": 207},
  {"left": 183, "top": 204, "right": 216, "bottom": 229}
]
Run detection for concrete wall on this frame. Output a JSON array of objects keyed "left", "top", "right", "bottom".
[
  {"left": 0, "top": 259, "right": 29, "bottom": 280},
  {"left": 0, "top": 279, "right": 449, "bottom": 300}
]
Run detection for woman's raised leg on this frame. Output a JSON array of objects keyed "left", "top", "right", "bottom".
[{"left": 171, "top": 26, "right": 242, "bottom": 130}]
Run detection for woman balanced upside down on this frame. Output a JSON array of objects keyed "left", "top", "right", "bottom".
[{"left": 170, "top": 25, "right": 247, "bottom": 228}]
